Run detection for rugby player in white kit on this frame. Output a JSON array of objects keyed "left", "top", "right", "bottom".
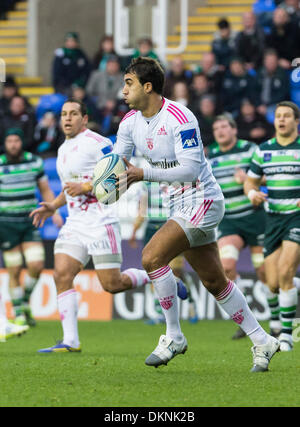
[
  {"left": 30, "top": 99, "right": 151, "bottom": 353},
  {"left": 115, "top": 57, "right": 280, "bottom": 372}
]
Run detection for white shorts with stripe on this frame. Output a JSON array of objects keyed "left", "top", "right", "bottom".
[
  {"left": 54, "top": 218, "right": 122, "bottom": 270},
  {"left": 171, "top": 199, "right": 225, "bottom": 248}
]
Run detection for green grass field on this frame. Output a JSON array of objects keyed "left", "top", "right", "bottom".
[{"left": 1, "top": 319, "right": 300, "bottom": 407}]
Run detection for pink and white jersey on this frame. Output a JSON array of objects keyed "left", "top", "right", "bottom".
[
  {"left": 56, "top": 129, "right": 119, "bottom": 225},
  {"left": 114, "top": 98, "right": 223, "bottom": 216}
]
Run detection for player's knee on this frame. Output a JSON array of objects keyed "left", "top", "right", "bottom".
[
  {"left": 27, "top": 261, "right": 44, "bottom": 278},
  {"left": 53, "top": 268, "right": 74, "bottom": 291},
  {"left": 142, "top": 248, "right": 160, "bottom": 272}
]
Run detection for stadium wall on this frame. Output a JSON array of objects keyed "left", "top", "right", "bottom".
[{"left": 36, "top": 0, "right": 106, "bottom": 84}]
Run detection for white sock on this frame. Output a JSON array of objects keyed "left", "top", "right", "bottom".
[
  {"left": 123, "top": 268, "right": 150, "bottom": 288},
  {"left": 0, "top": 293, "right": 7, "bottom": 322},
  {"left": 149, "top": 266, "right": 183, "bottom": 342},
  {"left": 57, "top": 289, "right": 80, "bottom": 348},
  {"left": 216, "top": 280, "right": 269, "bottom": 346},
  {"left": 24, "top": 275, "right": 39, "bottom": 305},
  {"left": 293, "top": 277, "right": 300, "bottom": 292},
  {"left": 279, "top": 287, "right": 298, "bottom": 336}
]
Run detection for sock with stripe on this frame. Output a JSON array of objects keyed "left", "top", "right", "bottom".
[
  {"left": 23, "top": 275, "right": 39, "bottom": 305},
  {"left": 57, "top": 289, "right": 80, "bottom": 348},
  {"left": 122, "top": 268, "right": 150, "bottom": 288},
  {"left": 148, "top": 266, "right": 183, "bottom": 342},
  {"left": 279, "top": 287, "right": 298, "bottom": 337},
  {"left": 263, "top": 286, "right": 281, "bottom": 331},
  {"left": 216, "top": 280, "right": 269, "bottom": 346},
  {"left": 10, "top": 287, "right": 24, "bottom": 318}
]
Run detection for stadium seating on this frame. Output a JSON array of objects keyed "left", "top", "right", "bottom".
[{"left": 36, "top": 93, "right": 68, "bottom": 120}]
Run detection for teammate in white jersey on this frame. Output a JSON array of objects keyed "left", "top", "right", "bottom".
[
  {"left": 114, "top": 57, "right": 279, "bottom": 372},
  {"left": 30, "top": 99, "right": 151, "bottom": 353}
]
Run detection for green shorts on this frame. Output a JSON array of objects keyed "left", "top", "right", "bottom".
[
  {"left": 144, "top": 220, "right": 166, "bottom": 246},
  {"left": 0, "top": 220, "right": 41, "bottom": 251},
  {"left": 264, "top": 212, "right": 300, "bottom": 258},
  {"left": 217, "top": 209, "right": 266, "bottom": 247}
]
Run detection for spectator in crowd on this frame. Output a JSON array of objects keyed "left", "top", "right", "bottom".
[
  {"left": 256, "top": 49, "right": 290, "bottom": 118},
  {"left": 170, "top": 81, "right": 190, "bottom": 106},
  {"left": 33, "top": 112, "right": 64, "bottom": 157},
  {"left": 265, "top": 7, "right": 298, "bottom": 68},
  {"left": 93, "top": 35, "right": 118, "bottom": 70},
  {"left": 163, "top": 55, "right": 193, "bottom": 98},
  {"left": 0, "top": 0, "right": 17, "bottom": 20},
  {"left": 193, "top": 95, "right": 217, "bottom": 151},
  {"left": 71, "top": 84, "right": 99, "bottom": 123},
  {"left": 0, "top": 76, "right": 19, "bottom": 115},
  {"left": 198, "top": 52, "right": 225, "bottom": 94},
  {"left": 236, "top": 99, "right": 275, "bottom": 144},
  {"left": 212, "top": 18, "right": 237, "bottom": 70},
  {"left": 188, "top": 72, "right": 212, "bottom": 113},
  {"left": 98, "top": 98, "right": 129, "bottom": 137},
  {"left": 235, "top": 11, "right": 265, "bottom": 70},
  {"left": 221, "top": 57, "right": 258, "bottom": 116},
  {"left": 0, "top": 96, "right": 37, "bottom": 153},
  {"left": 132, "top": 37, "right": 159, "bottom": 61},
  {"left": 278, "top": 0, "right": 300, "bottom": 21},
  {"left": 52, "top": 32, "right": 91, "bottom": 94},
  {"left": 86, "top": 54, "right": 124, "bottom": 110}
]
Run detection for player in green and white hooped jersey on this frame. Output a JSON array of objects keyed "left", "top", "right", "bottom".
[
  {"left": 0, "top": 128, "right": 63, "bottom": 326},
  {"left": 209, "top": 114, "right": 267, "bottom": 340},
  {"left": 245, "top": 101, "right": 300, "bottom": 351}
]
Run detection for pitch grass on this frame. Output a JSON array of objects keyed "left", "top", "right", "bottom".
[{"left": 1, "top": 320, "right": 300, "bottom": 407}]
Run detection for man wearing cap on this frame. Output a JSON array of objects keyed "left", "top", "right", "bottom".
[
  {"left": 0, "top": 128, "right": 63, "bottom": 326},
  {"left": 52, "top": 32, "right": 91, "bottom": 95}
]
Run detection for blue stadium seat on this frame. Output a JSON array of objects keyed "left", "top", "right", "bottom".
[
  {"left": 291, "top": 88, "right": 300, "bottom": 107},
  {"left": 36, "top": 93, "right": 68, "bottom": 121},
  {"left": 43, "top": 157, "right": 59, "bottom": 180},
  {"left": 253, "top": 0, "right": 275, "bottom": 14}
]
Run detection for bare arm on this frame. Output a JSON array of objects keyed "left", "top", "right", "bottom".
[{"left": 244, "top": 176, "right": 267, "bottom": 207}]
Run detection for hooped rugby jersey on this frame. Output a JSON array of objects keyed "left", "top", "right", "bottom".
[
  {"left": 208, "top": 139, "right": 259, "bottom": 218},
  {"left": 114, "top": 98, "right": 223, "bottom": 214},
  {"left": 0, "top": 152, "right": 47, "bottom": 222},
  {"left": 248, "top": 136, "right": 300, "bottom": 215},
  {"left": 56, "top": 128, "right": 119, "bottom": 224}
]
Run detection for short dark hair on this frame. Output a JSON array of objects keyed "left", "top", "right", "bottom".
[
  {"left": 63, "top": 98, "right": 88, "bottom": 117},
  {"left": 125, "top": 57, "right": 165, "bottom": 95},
  {"left": 213, "top": 113, "right": 237, "bottom": 128},
  {"left": 217, "top": 18, "right": 230, "bottom": 29},
  {"left": 276, "top": 101, "right": 300, "bottom": 120}
]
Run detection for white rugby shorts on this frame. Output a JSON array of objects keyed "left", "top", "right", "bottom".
[
  {"left": 171, "top": 199, "right": 225, "bottom": 247},
  {"left": 54, "top": 219, "right": 122, "bottom": 270}
]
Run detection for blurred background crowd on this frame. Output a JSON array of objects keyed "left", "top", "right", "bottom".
[{"left": 0, "top": 0, "right": 300, "bottom": 159}]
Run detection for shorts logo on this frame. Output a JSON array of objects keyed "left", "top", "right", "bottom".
[
  {"left": 263, "top": 153, "right": 272, "bottom": 162},
  {"left": 180, "top": 129, "right": 199, "bottom": 149}
]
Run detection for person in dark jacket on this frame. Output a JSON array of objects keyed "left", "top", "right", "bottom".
[
  {"left": 235, "top": 11, "right": 265, "bottom": 70},
  {"left": 236, "top": 99, "right": 275, "bottom": 144},
  {"left": 212, "top": 18, "right": 237, "bottom": 70},
  {"left": 52, "top": 32, "right": 91, "bottom": 95},
  {"left": 256, "top": 49, "right": 290, "bottom": 118}
]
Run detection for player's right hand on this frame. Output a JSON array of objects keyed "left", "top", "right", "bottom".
[
  {"left": 29, "top": 202, "right": 56, "bottom": 228},
  {"left": 247, "top": 189, "right": 267, "bottom": 206}
]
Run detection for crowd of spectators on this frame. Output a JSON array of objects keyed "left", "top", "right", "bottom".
[{"left": 0, "top": 0, "right": 300, "bottom": 156}]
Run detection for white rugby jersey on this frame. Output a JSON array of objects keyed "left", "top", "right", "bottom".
[
  {"left": 57, "top": 128, "right": 119, "bottom": 225},
  {"left": 114, "top": 98, "right": 223, "bottom": 216}
]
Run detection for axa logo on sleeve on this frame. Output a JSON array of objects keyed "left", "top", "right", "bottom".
[{"left": 180, "top": 129, "right": 199, "bottom": 149}]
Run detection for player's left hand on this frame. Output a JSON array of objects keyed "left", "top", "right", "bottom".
[
  {"left": 117, "top": 158, "right": 144, "bottom": 192},
  {"left": 64, "top": 182, "right": 87, "bottom": 197}
]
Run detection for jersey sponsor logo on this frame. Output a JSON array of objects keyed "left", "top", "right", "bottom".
[
  {"left": 157, "top": 126, "right": 167, "bottom": 136},
  {"left": 146, "top": 138, "right": 154, "bottom": 150},
  {"left": 263, "top": 153, "right": 272, "bottom": 162},
  {"left": 180, "top": 129, "right": 199, "bottom": 149},
  {"left": 144, "top": 156, "right": 179, "bottom": 169}
]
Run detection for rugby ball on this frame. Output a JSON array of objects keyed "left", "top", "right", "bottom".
[{"left": 93, "top": 153, "right": 126, "bottom": 205}]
